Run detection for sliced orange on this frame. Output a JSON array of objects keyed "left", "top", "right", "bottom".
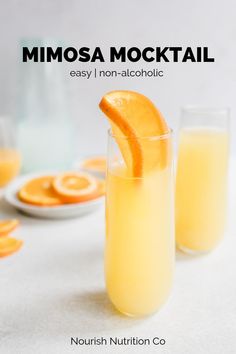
[
  {"left": 93, "top": 178, "right": 106, "bottom": 198},
  {"left": 0, "top": 237, "right": 23, "bottom": 258},
  {"left": 18, "top": 176, "right": 63, "bottom": 206},
  {"left": 81, "top": 156, "right": 106, "bottom": 173},
  {"left": 52, "top": 172, "right": 102, "bottom": 203},
  {"left": 99, "top": 90, "right": 170, "bottom": 176},
  {"left": 0, "top": 219, "right": 19, "bottom": 237}
]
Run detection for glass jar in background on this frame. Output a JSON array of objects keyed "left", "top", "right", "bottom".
[
  {"left": 175, "top": 107, "right": 230, "bottom": 253},
  {"left": 0, "top": 117, "right": 21, "bottom": 187},
  {"left": 16, "top": 38, "right": 76, "bottom": 173}
]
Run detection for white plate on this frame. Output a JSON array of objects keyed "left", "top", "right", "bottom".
[{"left": 4, "top": 173, "right": 104, "bottom": 219}]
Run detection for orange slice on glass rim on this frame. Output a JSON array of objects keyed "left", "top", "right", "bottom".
[
  {"left": 18, "top": 176, "right": 63, "bottom": 206},
  {"left": 99, "top": 90, "right": 170, "bottom": 177},
  {"left": 0, "top": 237, "right": 23, "bottom": 258},
  {"left": 0, "top": 219, "right": 19, "bottom": 237},
  {"left": 52, "top": 172, "right": 104, "bottom": 203}
]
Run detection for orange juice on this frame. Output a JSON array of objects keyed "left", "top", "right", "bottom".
[
  {"left": 105, "top": 164, "right": 174, "bottom": 316},
  {"left": 0, "top": 149, "right": 21, "bottom": 187},
  {"left": 176, "top": 128, "right": 229, "bottom": 252}
]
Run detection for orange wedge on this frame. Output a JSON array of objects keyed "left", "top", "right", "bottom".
[
  {"left": 0, "top": 219, "right": 19, "bottom": 237},
  {"left": 81, "top": 156, "right": 106, "bottom": 173},
  {"left": 18, "top": 176, "right": 63, "bottom": 206},
  {"left": 99, "top": 90, "right": 170, "bottom": 176},
  {"left": 52, "top": 172, "right": 103, "bottom": 203},
  {"left": 0, "top": 237, "right": 23, "bottom": 258}
]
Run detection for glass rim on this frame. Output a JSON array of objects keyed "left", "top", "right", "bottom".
[
  {"left": 108, "top": 128, "right": 173, "bottom": 141},
  {"left": 181, "top": 105, "right": 230, "bottom": 116}
]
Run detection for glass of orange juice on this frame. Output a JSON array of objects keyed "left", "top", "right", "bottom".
[
  {"left": 175, "top": 107, "right": 230, "bottom": 253},
  {"left": 0, "top": 117, "right": 21, "bottom": 187},
  {"left": 105, "top": 130, "right": 174, "bottom": 317}
]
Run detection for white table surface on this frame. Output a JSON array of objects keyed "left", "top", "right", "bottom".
[{"left": 0, "top": 161, "right": 236, "bottom": 354}]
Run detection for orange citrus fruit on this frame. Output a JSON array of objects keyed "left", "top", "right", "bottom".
[
  {"left": 52, "top": 172, "right": 103, "bottom": 203},
  {"left": 93, "top": 178, "right": 106, "bottom": 198},
  {"left": 81, "top": 156, "right": 106, "bottom": 173},
  {"left": 18, "top": 176, "right": 63, "bottom": 206},
  {"left": 99, "top": 90, "right": 170, "bottom": 176},
  {"left": 0, "top": 237, "right": 23, "bottom": 258},
  {"left": 0, "top": 219, "right": 19, "bottom": 237}
]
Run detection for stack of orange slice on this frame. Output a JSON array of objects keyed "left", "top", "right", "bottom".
[
  {"left": 18, "top": 172, "right": 105, "bottom": 207},
  {"left": 0, "top": 219, "right": 23, "bottom": 258},
  {"left": 99, "top": 90, "right": 170, "bottom": 176}
]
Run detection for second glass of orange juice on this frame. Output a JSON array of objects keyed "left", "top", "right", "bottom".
[
  {"left": 175, "top": 107, "right": 230, "bottom": 253},
  {"left": 0, "top": 118, "right": 21, "bottom": 187}
]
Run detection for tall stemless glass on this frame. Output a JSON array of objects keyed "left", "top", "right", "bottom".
[
  {"left": 0, "top": 117, "right": 21, "bottom": 187},
  {"left": 175, "top": 107, "right": 230, "bottom": 253},
  {"left": 105, "top": 130, "right": 174, "bottom": 317}
]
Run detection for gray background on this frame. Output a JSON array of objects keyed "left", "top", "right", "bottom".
[{"left": 0, "top": 0, "right": 235, "bottom": 155}]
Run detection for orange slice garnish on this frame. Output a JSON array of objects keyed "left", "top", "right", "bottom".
[
  {"left": 52, "top": 172, "right": 103, "bottom": 203},
  {"left": 81, "top": 156, "right": 106, "bottom": 173},
  {"left": 99, "top": 90, "right": 170, "bottom": 176},
  {"left": 18, "top": 176, "right": 63, "bottom": 206},
  {"left": 0, "top": 237, "right": 23, "bottom": 258},
  {"left": 0, "top": 219, "right": 19, "bottom": 237}
]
